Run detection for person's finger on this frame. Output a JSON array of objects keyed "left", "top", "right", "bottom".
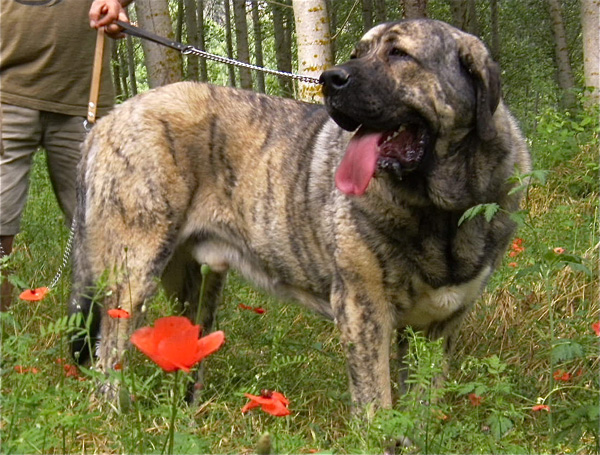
[
  {"left": 93, "top": 3, "right": 121, "bottom": 28},
  {"left": 89, "top": 3, "right": 108, "bottom": 27}
]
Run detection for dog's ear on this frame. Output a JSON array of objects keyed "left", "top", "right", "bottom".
[{"left": 456, "top": 33, "right": 501, "bottom": 141}]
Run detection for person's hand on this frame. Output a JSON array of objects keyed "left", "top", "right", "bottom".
[{"left": 89, "top": 0, "right": 129, "bottom": 39}]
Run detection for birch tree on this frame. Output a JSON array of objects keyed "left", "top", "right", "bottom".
[
  {"left": 581, "top": 0, "right": 599, "bottom": 106},
  {"left": 292, "top": 0, "right": 334, "bottom": 102},
  {"left": 134, "top": 0, "right": 183, "bottom": 87}
]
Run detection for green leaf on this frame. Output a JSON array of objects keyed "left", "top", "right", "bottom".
[
  {"left": 509, "top": 210, "right": 528, "bottom": 227},
  {"left": 552, "top": 340, "right": 585, "bottom": 363},
  {"left": 484, "top": 203, "right": 500, "bottom": 222},
  {"left": 458, "top": 204, "right": 485, "bottom": 226},
  {"left": 487, "top": 414, "right": 514, "bottom": 440},
  {"left": 8, "top": 274, "right": 29, "bottom": 289},
  {"left": 458, "top": 203, "right": 500, "bottom": 226}
]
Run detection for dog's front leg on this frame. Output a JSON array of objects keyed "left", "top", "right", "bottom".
[{"left": 331, "top": 279, "right": 394, "bottom": 413}]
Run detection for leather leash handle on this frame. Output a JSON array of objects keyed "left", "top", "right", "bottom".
[
  {"left": 87, "top": 28, "right": 105, "bottom": 125},
  {"left": 115, "top": 20, "right": 187, "bottom": 52}
]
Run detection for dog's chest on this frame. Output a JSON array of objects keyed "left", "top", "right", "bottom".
[{"left": 400, "top": 265, "right": 492, "bottom": 327}]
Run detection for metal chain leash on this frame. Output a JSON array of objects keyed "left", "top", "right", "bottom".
[
  {"left": 0, "top": 219, "right": 75, "bottom": 291},
  {"left": 181, "top": 46, "right": 322, "bottom": 85},
  {"left": 48, "top": 219, "right": 76, "bottom": 289},
  {"left": 115, "top": 20, "right": 323, "bottom": 86}
]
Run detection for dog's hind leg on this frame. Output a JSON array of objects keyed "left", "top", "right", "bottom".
[
  {"left": 161, "top": 249, "right": 227, "bottom": 402},
  {"left": 84, "top": 204, "right": 184, "bottom": 382},
  {"left": 161, "top": 245, "right": 227, "bottom": 333}
]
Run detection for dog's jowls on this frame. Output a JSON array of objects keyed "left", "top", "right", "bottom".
[{"left": 70, "top": 19, "right": 531, "bottom": 410}]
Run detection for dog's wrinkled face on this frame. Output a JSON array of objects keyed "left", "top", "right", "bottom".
[{"left": 320, "top": 19, "right": 500, "bottom": 196}]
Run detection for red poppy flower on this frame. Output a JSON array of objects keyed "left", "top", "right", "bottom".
[
  {"left": 593, "top": 321, "right": 600, "bottom": 337},
  {"left": 468, "top": 393, "right": 483, "bottom": 406},
  {"left": 64, "top": 364, "right": 78, "bottom": 377},
  {"left": 553, "top": 247, "right": 565, "bottom": 255},
  {"left": 532, "top": 404, "right": 550, "bottom": 412},
  {"left": 510, "top": 238, "right": 525, "bottom": 255},
  {"left": 108, "top": 308, "right": 131, "bottom": 319},
  {"left": 14, "top": 365, "right": 40, "bottom": 374},
  {"left": 508, "top": 262, "right": 518, "bottom": 268},
  {"left": 553, "top": 369, "right": 571, "bottom": 382},
  {"left": 130, "top": 316, "right": 225, "bottom": 373},
  {"left": 238, "top": 303, "right": 266, "bottom": 314},
  {"left": 19, "top": 287, "right": 49, "bottom": 301},
  {"left": 242, "top": 390, "right": 291, "bottom": 416}
]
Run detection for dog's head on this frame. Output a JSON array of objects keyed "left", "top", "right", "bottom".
[{"left": 320, "top": 19, "right": 500, "bottom": 196}]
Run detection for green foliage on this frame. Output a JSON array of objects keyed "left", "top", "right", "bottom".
[{"left": 459, "top": 203, "right": 501, "bottom": 226}]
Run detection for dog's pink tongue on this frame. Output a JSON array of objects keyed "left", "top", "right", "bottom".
[{"left": 335, "top": 131, "right": 380, "bottom": 196}]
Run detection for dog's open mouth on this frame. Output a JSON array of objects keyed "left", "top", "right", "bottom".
[{"left": 335, "top": 123, "right": 429, "bottom": 196}]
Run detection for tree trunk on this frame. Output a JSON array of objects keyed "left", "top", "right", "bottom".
[
  {"left": 233, "top": 0, "right": 253, "bottom": 90},
  {"left": 581, "top": 0, "right": 599, "bottom": 106},
  {"left": 184, "top": 0, "right": 199, "bottom": 81},
  {"left": 373, "top": 0, "right": 387, "bottom": 24},
  {"left": 272, "top": 0, "right": 294, "bottom": 97},
  {"left": 112, "top": 44, "right": 124, "bottom": 100},
  {"left": 326, "top": 0, "right": 336, "bottom": 60},
  {"left": 176, "top": 0, "right": 184, "bottom": 43},
  {"left": 402, "top": 0, "right": 427, "bottom": 19},
  {"left": 126, "top": 34, "right": 138, "bottom": 96},
  {"left": 251, "top": 0, "right": 265, "bottom": 93},
  {"left": 547, "top": 0, "right": 576, "bottom": 109},
  {"left": 292, "top": 0, "right": 334, "bottom": 102},
  {"left": 134, "top": 0, "right": 183, "bottom": 88},
  {"left": 466, "top": 0, "right": 479, "bottom": 36},
  {"left": 490, "top": 0, "right": 500, "bottom": 62},
  {"left": 362, "top": 0, "right": 374, "bottom": 31},
  {"left": 224, "top": 0, "right": 237, "bottom": 87},
  {"left": 450, "top": 0, "right": 478, "bottom": 35},
  {"left": 197, "top": 0, "right": 208, "bottom": 82}
]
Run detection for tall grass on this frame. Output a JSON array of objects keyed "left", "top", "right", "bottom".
[{"left": 0, "top": 103, "right": 597, "bottom": 454}]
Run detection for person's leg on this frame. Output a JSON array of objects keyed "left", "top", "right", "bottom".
[
  {"left": 41, "top": 112, "right": 87, "bottom": 226},
  {"left": 0, "top": 103, "right": 42, "bottom": 310}
]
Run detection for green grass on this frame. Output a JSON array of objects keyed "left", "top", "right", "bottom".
[{"left": 1, "top": 103, "right": 598, "bottom": 454}]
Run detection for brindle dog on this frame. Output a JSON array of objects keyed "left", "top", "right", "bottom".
[{"left": 70, "top": 19, "right": 530, "bottom": 410}]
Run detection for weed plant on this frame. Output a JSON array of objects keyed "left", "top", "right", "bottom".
[{"left": 1, "top": 101, "right": 598, "bottom": 454}]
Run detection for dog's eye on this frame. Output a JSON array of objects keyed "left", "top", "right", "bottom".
[{"left": 389, "top": 48, "right": 410, "bottom": 60}]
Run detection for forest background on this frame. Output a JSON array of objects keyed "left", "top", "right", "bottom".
[{"left": 1, "top": 0, "right": 598, "bottom": 454}]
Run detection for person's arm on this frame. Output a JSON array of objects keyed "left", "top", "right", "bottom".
[{"left": 89, "top": 0, "right": 133, "bottom": 39}]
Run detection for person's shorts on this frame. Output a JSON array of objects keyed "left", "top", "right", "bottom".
[{"left": 0, "top": 103, "right": 86, "bottom": 236}]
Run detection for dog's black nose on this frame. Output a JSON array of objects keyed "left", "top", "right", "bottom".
[{"left": 320, "top": 67, "right": 351, "bottom": 90}]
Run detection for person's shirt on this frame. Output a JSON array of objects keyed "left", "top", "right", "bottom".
[{"left": 1, "top": 0, "right": 115, "bottom": 117}]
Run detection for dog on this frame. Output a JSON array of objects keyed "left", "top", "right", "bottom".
[{"left": 70, "top": 19, "right": 531, "bottom": 410}]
